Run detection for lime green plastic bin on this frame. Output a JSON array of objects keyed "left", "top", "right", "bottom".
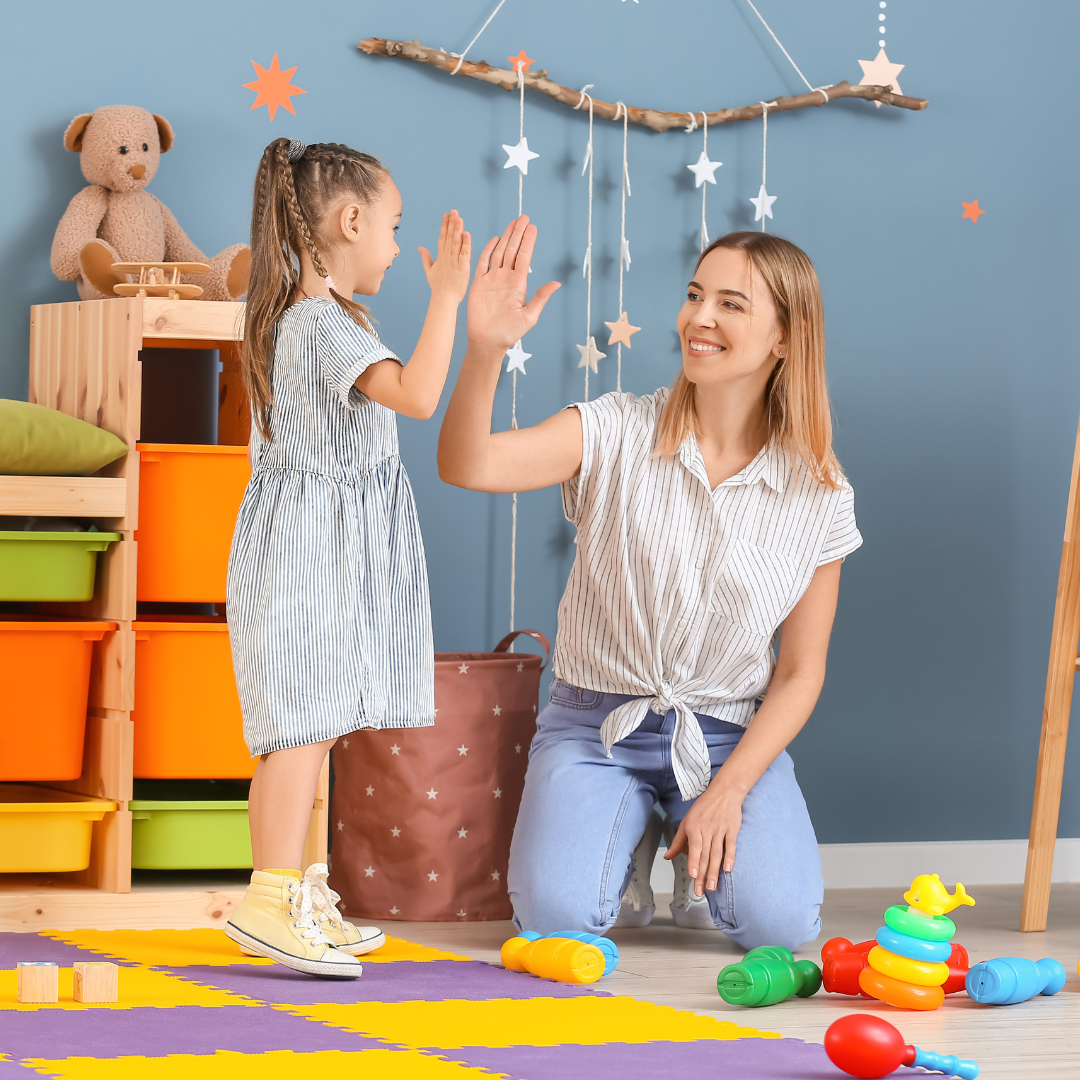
[
  {"left": 130, "top": 799, "right": 252, "bottom": 869},
  {"left": 0, "top": 531, "right": 121, "bottom": 601}
]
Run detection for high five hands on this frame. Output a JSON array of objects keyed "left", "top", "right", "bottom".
[{"left": 468, "top": 215, "right": 560, "bottom": 351}]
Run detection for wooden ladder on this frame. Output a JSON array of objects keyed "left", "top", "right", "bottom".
[{"left": 1020, "top": 410, "right": 1080, "bottom": 930}]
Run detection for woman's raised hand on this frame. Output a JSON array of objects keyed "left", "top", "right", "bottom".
[
  {"left": 419, "top": 210, "right": 472, "bottom": 305},
  {"left": 468, "top": 215, "right": 560, "bottom": 351}
]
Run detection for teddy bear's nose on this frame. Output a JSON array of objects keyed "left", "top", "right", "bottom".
[{"left": 129, "top": 164, "right": 146, "bottom": 180}]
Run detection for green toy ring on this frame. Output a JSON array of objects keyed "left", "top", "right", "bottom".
[{"left": 883, "top": 905, "right": 955, "bottom": 942}]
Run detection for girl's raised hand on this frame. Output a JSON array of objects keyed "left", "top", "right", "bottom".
[
  {"left": 419, "top": 210, "right": 471, "bottom": 304},
  {"left": 468, "top": 215, "right": 560, "bottom": 351}
]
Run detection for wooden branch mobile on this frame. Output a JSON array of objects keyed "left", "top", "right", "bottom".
[{"left": 358, "top": 38, "right": 928, "bottom": 132}]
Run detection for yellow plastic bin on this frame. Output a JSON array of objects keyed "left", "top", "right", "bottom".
[
  {"left": 135, "top": 443, "right": 250, "bottom": 602},
  {"left": 0, "top": 785, "right": 116, "bottom": 872}
]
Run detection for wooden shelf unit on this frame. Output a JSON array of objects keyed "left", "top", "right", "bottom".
[{"left": 1, "top": 296, "right": 328, "bottom": 916}]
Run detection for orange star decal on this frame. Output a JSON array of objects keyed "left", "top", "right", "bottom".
[
  {"left": 244, "top": 53, "right": 307, "bottom": 121},
  {"left": 961, "top": 199, "right": 985, "bottom": 223},
  {"left": 507, "top": 49, "right": 535, "bottom": 72}
]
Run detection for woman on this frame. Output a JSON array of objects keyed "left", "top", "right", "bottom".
[{"left": 440, "top": 217, "right": 860, "bottom": 950}]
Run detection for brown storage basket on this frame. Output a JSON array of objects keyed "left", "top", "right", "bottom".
[{"left": 331, "top": 630, "right": 549, "bottom": 922}]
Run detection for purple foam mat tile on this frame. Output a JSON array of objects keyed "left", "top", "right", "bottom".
[
  {"left": 0, "top": 933, "right": 136, "bottom": 969},
  {"left": 434, "top": 1039, "right": 921, "bottom": 1080},
  {"left": 161, "top": 960, "right": 612, "bottom": 1006},
  {"left": 0, "top": 1004, "right": 386, "bottom": 1060},
  {"left": 0, "top": 1059, "right": 45, "bottom": 1078}
]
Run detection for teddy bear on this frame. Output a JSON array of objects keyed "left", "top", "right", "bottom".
[{"left": 50, "top": 104, "right": 250, "bottom": 301}]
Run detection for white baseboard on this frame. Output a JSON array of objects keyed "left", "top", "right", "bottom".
[{"left": 651, "top": 838, "right": 1080, "bottom": 892}]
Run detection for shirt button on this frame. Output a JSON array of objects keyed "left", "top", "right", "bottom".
[
  {"left": 678, "top": 618, "right": 688, "bottom": 628},
  {"left": 695, "top": 559, "right": 705, "bottom": 569}
]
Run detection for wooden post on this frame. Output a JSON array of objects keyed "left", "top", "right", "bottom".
[{"left": 1020, "top": 411, "right": 1080, "bottom": 931}]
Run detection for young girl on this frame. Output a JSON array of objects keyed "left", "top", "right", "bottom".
[
  {"left": 440, "top": 223, "right": 860, "bottom": 950},
  {"left": 224, "top": 138, "right": 472, "bottom": 977}
]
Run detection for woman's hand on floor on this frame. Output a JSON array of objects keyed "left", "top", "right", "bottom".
[{"left": 664, "top": 787, "right": 745, "bottom": 895}]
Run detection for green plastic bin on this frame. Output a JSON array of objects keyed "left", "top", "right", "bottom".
[
  {"left": 0, "top": 531, "right": 121, "bottom": 601},
  {"left": 130, "top": 799, "right": 252, "bottom": 870}
]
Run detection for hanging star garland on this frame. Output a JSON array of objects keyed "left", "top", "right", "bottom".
[
  {"left": 750, "top": 184, "right": 776, "bottom": 222},
  {"left": 503, "top": 136, "right": 540, "bottom": 174},
  {"left": 857, "top": 49, "right": 904, "bottom": 108},
  {"left": 505, "top": 339, "right": 531, "bottom": 373},
  {"left": 507, "top": 49, "right": 535, "bottom": 72},
  {"left": 687, "top": 149, "right": 722, "bottom": 188},
  {"left": 243, "top": 53, "right": 307, "bottom": 121},
  {"left": 576, "top": 337, "right": 606, "bottom": 373},
  {"left": 605, "top": 312, "right": 641, "bottom": 349},
  {"left": 961, "top": 199, "right": 985, "bottom": 222}
]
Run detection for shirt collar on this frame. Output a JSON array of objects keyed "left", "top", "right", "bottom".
[{"left": 678, "top": 436, "right": 791, "bottom": 494}]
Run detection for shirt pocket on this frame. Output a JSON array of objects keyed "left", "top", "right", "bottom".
[{"left": 709, "top": 536, "right": 799, "bottom": 638}]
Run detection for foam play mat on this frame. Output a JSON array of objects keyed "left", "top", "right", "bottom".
[{"left": 1, "top": 929, "right": 848, "bottom": 1078}]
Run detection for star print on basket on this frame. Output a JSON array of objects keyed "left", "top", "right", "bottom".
[{"left": 332, "top": 631, "right": 551, "bottom": 921}]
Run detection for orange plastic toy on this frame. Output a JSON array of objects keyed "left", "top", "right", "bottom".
[
  {"left": 822, "top": 937, "right": 969, "bottom": 997},
  {"left": 500, "top": 935, "right": 606, "bottom": 984},
  {"left": 0, "top": 620, "right": 115, "bottom": 780},
  {"left": 132, "top": 617, "right": 252, "bottom": 778},
  {"left": 135, "top": 443, "right": 250, "bottom": 602}
]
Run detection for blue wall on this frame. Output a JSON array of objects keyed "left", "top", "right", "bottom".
[{"left": 3, "top": 0, "right": 1078, "bottom": 844}]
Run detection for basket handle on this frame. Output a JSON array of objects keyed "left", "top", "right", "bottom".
[{"left": 493, "top": 629, "right": 551, "bottom": 671}]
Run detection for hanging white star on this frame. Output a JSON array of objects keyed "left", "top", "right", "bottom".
[
  {"left": 458, "top": 663, "right": 469, "bottom": 674},
  {"left": 457, "top": 827, "right": 468, "bottom": 838},
  {"left": 427, "top": 870, "right": 439, "bottom": 882},
  {"left": 502, "top": 136, "right": 540, "bottom": 174},
  {"left": 426, "top": 787, "right": 438, "bottom": 800},
  {"left": 365, "top": 785, "right": 374, "bottom": 796},
  {"left": 364, "top": 866, "right": 375, "bottom": 878},
  {"left": 493, "top": 787, "right": 503, "bottom": 798},
  {"left": 391, "top": 825, "right": 401, "bottom": 837},
  {"left": 750, "top": 184, "right": 777, "bottom": 221},
  {"left": 576, "top": 336, "right": 606, "bottom": 372},
  {"left": 389, "top": 905, "right": 400, "bottom": 915},
  {"left": 505, "top": 340, "right": 531, "bottom": 374},
  {"left": 390, "top": 744, "right": 401, "bottom": 755},
  {"left": 687, "top": 150, "right": 722, "bottom": 187},
  {"left": 605, "top": 311, "right": 641, "bottom": 348},
  {"left": 457, "top": 745, "right": 469, "bottom": 756},
  {"left": 492, "top": 705, "right": 502, "bottom": 716},
  {"left": 858, "top": 48, "right": 904, "bottom": 108}
]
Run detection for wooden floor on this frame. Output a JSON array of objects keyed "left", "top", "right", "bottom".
[{"left": 401, "top": 884, "right": 1080, "bottom": 1080}]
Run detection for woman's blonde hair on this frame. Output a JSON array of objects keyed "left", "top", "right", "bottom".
[
  {"left": 654, "top": 231, "right": 841, "bottom": 489},
  {"left": 243, "top": 138, "right": 386, "bottom": 441}
]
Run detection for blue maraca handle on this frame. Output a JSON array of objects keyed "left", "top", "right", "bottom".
[{"left": 912, "top": 1046, "right": 979, "bottom": 1079}]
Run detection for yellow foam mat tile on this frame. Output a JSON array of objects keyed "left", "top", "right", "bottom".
[
  {"left": 42, "top": 929, "right": 274, "bottom": 968},
  {"left": 20, "top": 1049, "right": 501, "bottom": 1080},
  {"left": 0, "top": 964, "right": 259, "bottom": 1011},
  {"left": 289, "top": 995, "right": 780, "bottom": 1049}
]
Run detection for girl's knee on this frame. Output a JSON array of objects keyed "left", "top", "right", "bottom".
[
  {"left": 724, "top": 898, "right": 821, "bottom": 953},
  {"left": 509, "top": 880, "right": 613, "bottom": 937}
]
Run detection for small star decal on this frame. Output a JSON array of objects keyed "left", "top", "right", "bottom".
[
  {"left": 517, "top": 662, "right": 525, "bottom": 672},
  {"left": 426, "top": 788, "right": 438, "bottom": 800},
  {"left": 390, "top": 744, "right": 401, "bottom": 755},
  {"left": 493, "top": 787, "right": 503, "bottom": 799},
  {"left": 243, "top": 53, "right": 307, "bottom": 121},
  {"left": 491, "top": 870, "right": 501, "bottom": 881},
  {"left": 341, "top": 738, "right": 349, "bottom": 749},
  {"left": 605, "top": 311, "right": 641, "bottom": 349},
  {"left": 458, "top": 827, "right": 468, "bottom": 838},
  {"left": 364, "top": 866, "right": 375, "bottom": 878},
  {"left": 505, "top": 339, "right": 531, "bottom": 374},
  {"left": 687, "top": 149, "right": 722, "bottom": 187},
  {"left": 576, "top": 336, "right": 606, "bottom": 373},
  {"left": 457, "top": 745, "right": 469, "bottom": 756},
  {"left": 533, "top": 704, "right": 537, "bottom": 713},
  {"left": 457, "top": 909, "right": 468, "bottom": 918},
  {"left": 391, "top": 826, "right": 401, "bottom": 837},
  {"left": 507, "top": 49, "right": 535, "bottom": 72},
  {"left": 336, "top": 820, "right": 344, "bottom": 831},
  {"left": 514, "top": 743, "right": 522, "bottom": 754},
  {"left": 458, "top": 663, "right": 469, "bottom": 675},
  {"left": 503, "top": 136, "right": 540, "bottom": 175},
  {"left": 961, "top": 199, "right": 985, "bottom": 223},
  {"left": 390, "top": 905, "right": 400, "bottom": 915},
  {"left": 750, "top": 184, "right": 777, "bottom": 222},
  {"left": 428, "top": 870, "right": 439, "bottom": 882},
  {"left": 365, "top": 785, "right": 374, "bottom": 796},
  {"left": 492, "top": 705, "right": 502, "bottom": 716}
]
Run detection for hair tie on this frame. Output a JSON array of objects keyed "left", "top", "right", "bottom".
[
  {"left": 287, "top": 140, "right": 306, "bottom": 163},
  {"left": 325, "top": 274, "right": 336, "bottom": 292}
]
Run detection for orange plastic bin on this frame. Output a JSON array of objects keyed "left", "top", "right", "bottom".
[
  {"left": 0, "top": 619, "right": 116, "bottom": 780},
  {"left": 135, "top": 443, "right": 250, "bottom": 602},
  {"left": 132, "top": 617, "right": 254, "bottom": 778}
]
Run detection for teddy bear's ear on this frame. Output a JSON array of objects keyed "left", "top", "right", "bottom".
[
  {"left": 64, "top": 114, "right": 94, "bottom": 152},
  {"left": 152, "top": 114, "right": 174, "bottom": 153}
]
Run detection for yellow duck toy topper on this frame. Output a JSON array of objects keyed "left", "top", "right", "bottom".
[{"left": 904, "top": 874, "right": 976, "bottom": 916}]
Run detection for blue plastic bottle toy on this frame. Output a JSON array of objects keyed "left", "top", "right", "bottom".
[{"left": 965, "top": 957, "right": 1066, "bottom": 1005}]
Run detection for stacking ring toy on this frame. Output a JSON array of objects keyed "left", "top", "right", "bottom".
[
  {"left": 859, "top": 966, "right": 946, "bottom": 1011},
  {"left": 876, "top": 925, "right": 952, "bottom": 964},
  {"left": 867, "top": 946, "right": 949, "bottom": 987},
  {"left": 884, "top": 905, "right": 955, "bottom": 942}
]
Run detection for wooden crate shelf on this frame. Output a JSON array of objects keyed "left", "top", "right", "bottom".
[{"left": 1, "top": 295, "right": 327, "bottom": 925}]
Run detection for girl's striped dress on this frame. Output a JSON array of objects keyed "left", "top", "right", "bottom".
[{"left": 227, "top": 297, "right": 434, "bottom": 755}]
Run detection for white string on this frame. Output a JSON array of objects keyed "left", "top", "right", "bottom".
[
  {"left": 451, "top": 0, "right": 509, "bottom": 75},
  {"left": 699, "top": 112, "right": 709, "bottom": 253},
  {"left": 517, "top": 65, "right": 525, "bottom": 215},
  {"left": 760, "top": 100, "right": 775, "bottom": 233},
  {"left": 684, "top": 112, "right": 698, "bottom": 133},
  {"left": 581, "top": 89, "right": 594, "bottom": 402},
  {"left": 742, "top": 0, "right": 815, "bottom": 92},
  {"left": 617, "top": 103, "right": 630, "bottom": 393},
  {"left": 509, "top": 59, "right": 526, "bottom": 642}
]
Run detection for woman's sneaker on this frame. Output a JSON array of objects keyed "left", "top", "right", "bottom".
[
  {"left": 665, "top": 818, "right": 720, "bottom": 930},
  {"left": 303, "top": 863, "right": 386, "bottom": 956},
  {"left": 225, "top": 869, "right": 362, "bottom": 977},
  {"left": 615, "top": 810, "right": 665, "bottom": 928}
]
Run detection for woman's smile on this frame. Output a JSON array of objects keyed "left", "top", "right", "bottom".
[{"left": 688, "top": 336, "right": 726, "bottom": 355}]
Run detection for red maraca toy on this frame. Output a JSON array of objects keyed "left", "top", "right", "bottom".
[{"left": 824, "top": 1014, "right": 979, "bottom": 1079}]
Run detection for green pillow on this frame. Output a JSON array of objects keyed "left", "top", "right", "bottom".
[{"left": 0, "top": 399, "right": 128, "bottom": 476}]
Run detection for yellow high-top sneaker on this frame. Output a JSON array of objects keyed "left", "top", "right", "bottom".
[
  {"left": 304, "top": 863, "right": 386, "bottom": 956},
  {"left": 225, "top": 869, "right": 362, "bottom": 977}
]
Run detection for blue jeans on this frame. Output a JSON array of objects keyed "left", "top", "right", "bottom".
[{"left": 507, "top": 681, "right": 824, "bottom": 951}]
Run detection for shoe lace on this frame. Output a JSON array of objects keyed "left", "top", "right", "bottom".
[
  {"left": 303, "top": 863, "right": 350, "bottom": 930},
  {"left": 287, "top": 879, "right": 336, "bottom": 946}
]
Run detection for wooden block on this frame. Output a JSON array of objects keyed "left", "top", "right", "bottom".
[
  {"left": 73, "top": 961, "right": 118, "bottom": 1003},
  {"left": 16, "top": 961, "right": 58, "bottom": 1003}
]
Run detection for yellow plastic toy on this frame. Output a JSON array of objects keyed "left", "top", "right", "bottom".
[
  {"left": 500, "top": 935, "right": 606, "bottom": 984},
  {"left": 903, "top": 874, "right": 976, "bottom": 917},
  {"left": 866, "top": 945, "right": 950, "bottom": 987}
]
